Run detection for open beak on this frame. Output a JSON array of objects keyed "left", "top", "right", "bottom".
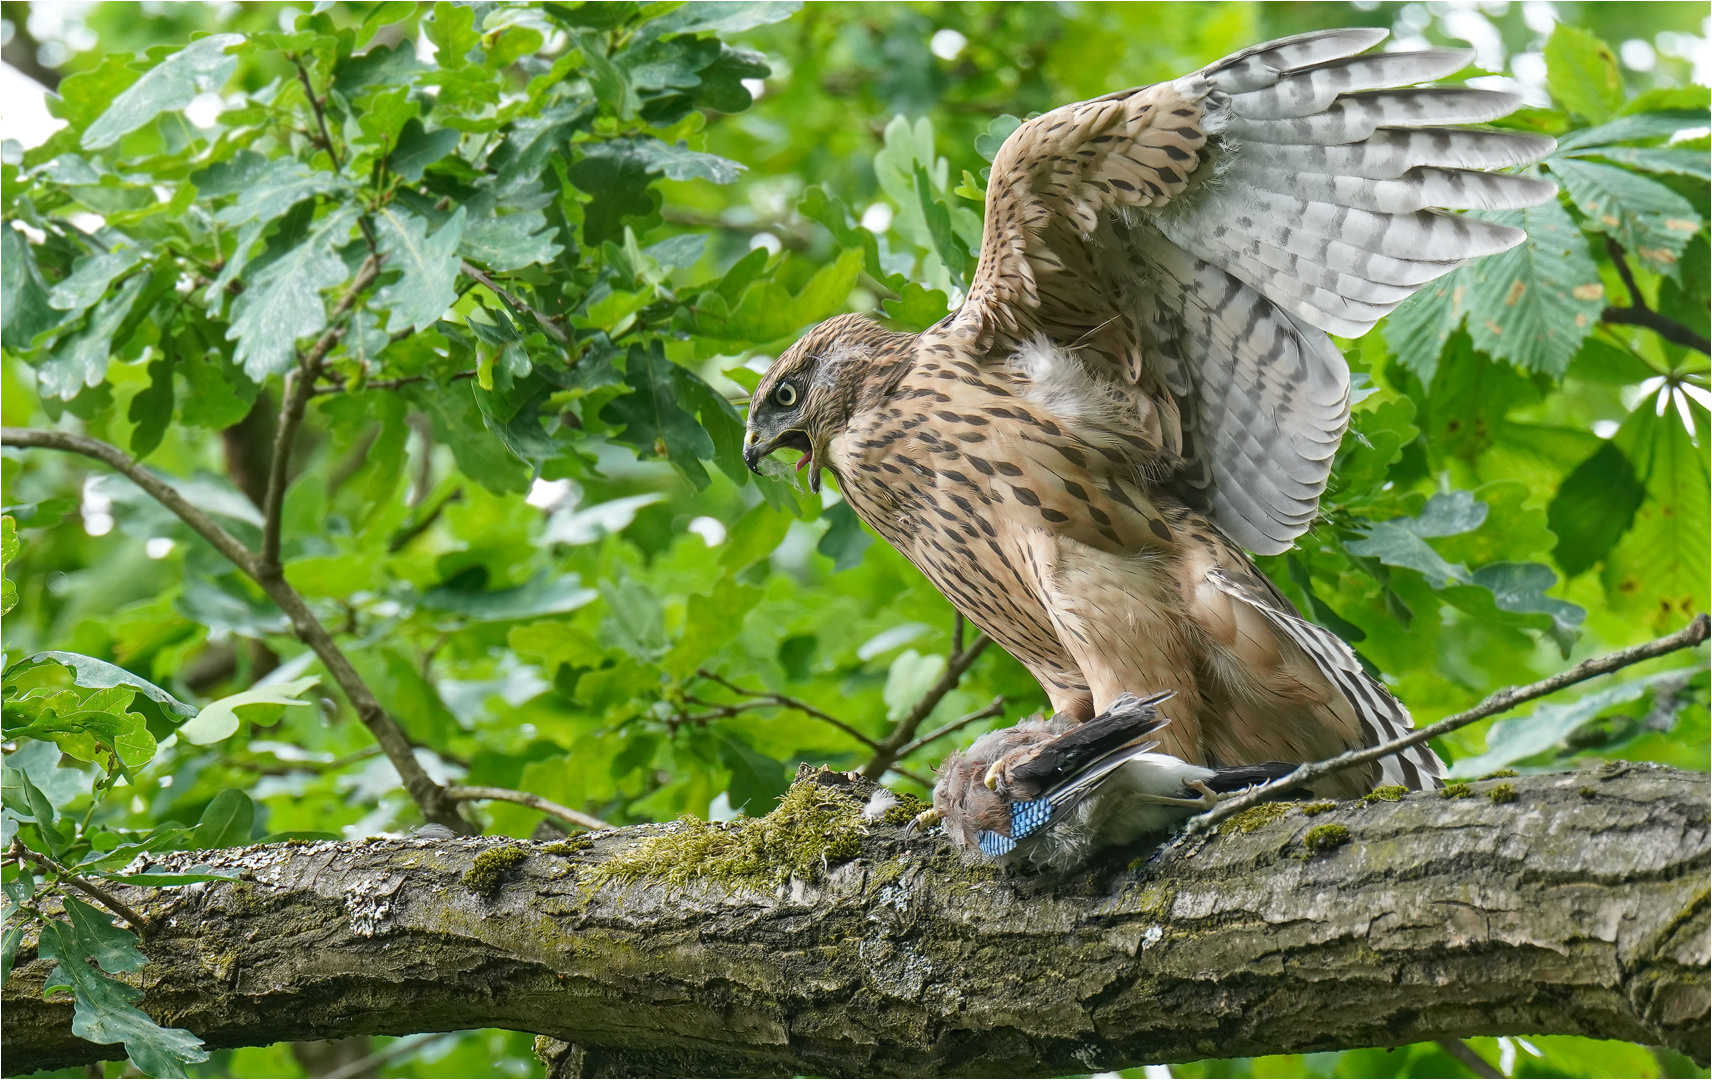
[
  {"left": 743, "top": 428, "right": 819, "bottom": 492},
  {"left": 983, "top": 762, "right": 1004, "bottom": 791}
]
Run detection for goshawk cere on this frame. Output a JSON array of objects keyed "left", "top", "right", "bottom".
[{"left": 744, "top": 28, "right": 1556, "bottom": 799}]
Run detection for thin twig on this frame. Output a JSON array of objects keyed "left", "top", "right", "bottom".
[
  {"left": 291, "top": 55, "right": 342, "bottom": 170},
  {"left": 1606, "top": 235, "right": 1646, "bottom": 307},
  {"left": 892, "top": 696, "right": 1006, "bottom": 760},
  {"left": 0, "top": 427, "right": 470, "bottom": 832},
  {"left": 306, "top": 328, "right": 426, "bottom": 396},
  {"left": 233, "top": 746, "right": 382, "bottom": 776},
  {"left": 1186, "top": 615, "right": 1711, "bottom": 833},
  {"left": 1602, "top": 306, "right": 1711, "bottom": 355},
  {"left": 1602, "top": 238, "right": 1711, "bottom": 355},
  {"left": 861, "top": 631, "right": 990, "bottom": 779},
  {"left": 445, "top": 786, "right": 612, "bottom": 832},
  {"left": 679, "top": 695, "right": 782, "bottom": 725},
  {"left": 693, "top": 671, "right": 883, "bottom": 751},
  {"left": 882, "top": 764, "right": 934, "bottom": 789},
  {"left": 660, "top": 207, "right": 813, "bottom": 251},
  {"left": 309, "top": 369, "right": 479, "bottom": 396},
  {"left": 388, "top": 486, "right": 464, "bottom": 553},
  {"left": 9, "top": 841, "right": 160, "bottom": 938},
  {"left": 325, "top": 1034, "right": 451, "bottom": 1080},
  {"left": 1438, "top": 1039, "right": 1504, "bottom": 1079},
  {"left": 260, "top": 254, "right": 383, "bottom": 573},
  {"left": 2, "top": 429, "right": 259, "bottom": 573},
  {"left": 459, "top": 261, "right": 569, "bottom": 345}
]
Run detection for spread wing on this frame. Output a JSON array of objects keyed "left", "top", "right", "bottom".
[{"left": 948, "top": 27, "right": 1556, "bottom": 554}]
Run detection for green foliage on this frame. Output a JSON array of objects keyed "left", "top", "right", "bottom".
[
  {"left": 1, "top": 4, "right": 1706, "bottom": 1079},
  {"left": 37, "top": 907, "right": 210, "bottom": 1077},
  {"left": 1544, "top": 25, "right": 1625, "bottom": 124}
]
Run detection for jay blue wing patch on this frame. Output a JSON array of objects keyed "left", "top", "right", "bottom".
[
  {"left": 970, "top": 693, "right": 1176, "bottom": 862},
  {"left": 1008, "top": 796, "right": 1055, "bottom": 840},
  {"left": 978, "top": 797, "right": 1054, "bottom": 859},
  {"left": 978, "top": 830, "right": 1018, "bottom": 857}
]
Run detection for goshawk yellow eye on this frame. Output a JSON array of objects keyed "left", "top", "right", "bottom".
[{"left": 772, "top": 382, "right": 799, "bottom": 408}]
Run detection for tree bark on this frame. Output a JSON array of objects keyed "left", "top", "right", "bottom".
[{"left": 4, "top": 763, "right": 1707, "bottom": 1078}]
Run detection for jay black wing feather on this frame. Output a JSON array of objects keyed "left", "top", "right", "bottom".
[{"left": 997, "top": 690, "right": 1176, "bottom": 799}]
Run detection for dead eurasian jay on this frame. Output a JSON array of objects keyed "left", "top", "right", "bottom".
[{"left": 913, "top": 692, "right": 1298, "bottom": 871}]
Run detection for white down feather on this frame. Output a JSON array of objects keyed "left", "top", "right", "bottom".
[{"left": 1007, "top": 337, "right": 1166, "bottom": 474}]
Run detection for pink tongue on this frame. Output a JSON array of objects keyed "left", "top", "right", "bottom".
[{"left": 796, "top": 453, "right": 812, "bottom": 472}]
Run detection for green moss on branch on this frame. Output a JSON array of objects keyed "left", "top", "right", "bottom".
[
  {"left": 1304, "top": 823, "right": 1351, "bottom": 853},
  {"left": 463, "top": 845, "right": 529, "bottom": 894},
  {"left": 588, "top": 780, "right": 866, "bottom": 890}
]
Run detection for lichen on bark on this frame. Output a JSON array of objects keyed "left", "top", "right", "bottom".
[{"left": 2, "top": 762, "right": 1706, "bottom": 1079}]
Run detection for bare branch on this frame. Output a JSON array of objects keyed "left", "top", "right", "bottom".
[
  {"left": 1602, "top": 238, "right": 1711, "bottom": 355},
  {"left": 309, "top": 369, "right": 479, "bottom": 397},
  {"left": 1187, "top": 614, "right": 1712, "bottom": 833},
  {"left": 326, "top": 1034, "right": 449, "bottom": 1079},
  {"left": 1, "top": 429, "right": 259, "bottom": 574},
  {"left": 1603, "top": 305, "right": 1712, "bottom": 355},
  {"left": 692, "top": 671, "right": 883, "bottom": 752},
  {"left": 445, "top": 786, "right": 612, "bottom": 833},
  {"left": 5, "top": 766, "right": 1705, "bottom": 1075},
  {"left": 459, "top": 261, "right": 569, "bottom": 345},
  {"left": 881, "top": 763, "right": 934, "bottom": 788},
  {"left": 861, "top": 630, "right": 991, "bottom": 779},
  {"left": 0, "top": 427, "right": 470, "bottom": 832},
  {"left": 260, "top": 254, "right": 383, "bottom": 573},
  {"left": 388, "top": 486, "right": 464, "bottom": 554},
  {"left": 1, "top": 16, "right": 62, "bottom": 91},
  {"left": 892, "top": 695, "right": 1005, "bottom": 761},
  {"left": 251, "top": 583, "right": 470, "bottom": 830},
  {"left": 9, "top": 841, "right": 159, "bottom": 938},
  {"left": 231, "top": 746, "right": 382, "bottom": 777},
  {"left": 1438, "top": 1040, "right": 1504, "bottom": 1079},
  {"left": 290, "top": 55, "right": 342, "bottom": 170}
]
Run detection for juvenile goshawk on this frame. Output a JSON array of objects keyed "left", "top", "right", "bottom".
[{"left": 744, "top": 28, "right": 1555, "bottom": 797}]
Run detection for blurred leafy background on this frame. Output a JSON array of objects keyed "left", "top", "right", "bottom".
[{"left": 0, "top": 1, "right": 1706, "bottom": 1077}]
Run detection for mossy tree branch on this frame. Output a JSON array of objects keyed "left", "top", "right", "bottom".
[{"left": 3, "top": 764, "right": 1705, "bottom": 1078}]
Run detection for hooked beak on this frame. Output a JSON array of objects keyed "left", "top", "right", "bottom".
[
  {"left": 743, "top": 428, "right": 819, "bottom": 492},
  {"left": 983, "top": 762, "right": 1004, "bottom": 791}
]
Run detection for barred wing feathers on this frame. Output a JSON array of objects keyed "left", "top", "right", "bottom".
[
  {"left": 1205, "top": 569, "right": 1445, "bottom": 790},
  {"left": 959, "top": 27, "right": 1556, "bottom": 554}
]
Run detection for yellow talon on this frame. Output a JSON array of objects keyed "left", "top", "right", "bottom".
[
  {"left": 983, "top": 761, "right": 1004, "bottom": 790},
  {"left": 903, "top": 807, "right": 942, "bottom": 839}
]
